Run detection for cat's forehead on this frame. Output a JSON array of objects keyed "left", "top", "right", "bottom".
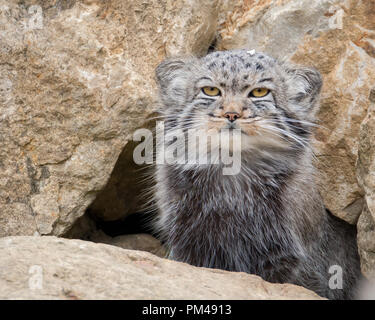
[{"left": 200, "top": 50, "right": 278, "bottom": 82}]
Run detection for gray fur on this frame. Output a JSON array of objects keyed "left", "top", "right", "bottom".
[{"left": 153, "top": 49, "right": 362, "bottom": 299}]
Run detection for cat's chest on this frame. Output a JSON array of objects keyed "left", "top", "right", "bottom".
[
  {"left": 172, "top": 176, "right": 286, "bottom": 239},
  {"left": 171, "top": 171, "right": 281, "bottom": 214}
]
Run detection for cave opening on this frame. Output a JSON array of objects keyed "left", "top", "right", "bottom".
[{"left": 65, "top": 123, "right": 165, "bottom": 257}]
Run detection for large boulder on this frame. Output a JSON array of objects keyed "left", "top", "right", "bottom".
[
  {"left": 357, "top": 97, "right": 375, "bottom": 277},
  {"left": 89, "top": 231, "right": 168, "bottom": 258},
  {"left": 0, "top": 236, "right": 323, "bottom": 299},
  {"left": 0, "top": 0, "right": 219, "bottom": 236}
]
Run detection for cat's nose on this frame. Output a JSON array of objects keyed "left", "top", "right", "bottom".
[{"left": 224, "top": 112, "right": 240, "bottom": 122}]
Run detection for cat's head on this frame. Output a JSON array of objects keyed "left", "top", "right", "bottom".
[{"left": 155, "top": 49, "right": 322, "bottom": 161}]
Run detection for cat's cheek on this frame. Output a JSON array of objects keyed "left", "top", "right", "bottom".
[
  {"left": 239, "top": 124, "right": 259, "bottom": 137},
  {"left": 206, "top": 121, "right": 223, "bottom": 132}
]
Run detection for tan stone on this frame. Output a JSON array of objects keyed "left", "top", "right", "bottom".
[
  {"left": 0, "top": 236, "right": 324, "bottom": 299},
  {"left": 0, "top": 0, "right": 220, "bottom": 236},
  {"left": 357, "top": 93, "right": 375, "bottom": 278},
  {"left": 90, "top": 231, "right": 167, "bottom": 258}
]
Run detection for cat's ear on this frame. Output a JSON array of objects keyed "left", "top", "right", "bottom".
[
  {"left": 155, "top": 58, "right": 190, "bottom": 108},
  {"left": 155, "top": 58, "right": 186, "bottom": 86},
  {"left": 285, "top": 66, "right": 322, "bottom": 116}
]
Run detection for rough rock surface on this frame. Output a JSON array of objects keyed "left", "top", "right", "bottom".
[
  {"left": 0, "top": 236, "right": 323, "bottom": 299},
  {"left": 90, "top": 231, "right": 167, "bottom": 258},
  {"left": 217, "top": 0, "right": 375, "bottom": 275},
  {"left": 0, "top": 0, "right": 219, "bottom": 236},
  {"left": 357, "top": 94, "right": 375, "bottom": 277}
]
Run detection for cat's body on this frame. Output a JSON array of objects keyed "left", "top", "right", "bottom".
[{"left": 153, "top": 49, "right": 362, "bottom": 299}]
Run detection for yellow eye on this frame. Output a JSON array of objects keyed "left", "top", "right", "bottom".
[
  {"left": 202, "top": 86, "right": 221, "bottom": 96},
  {"left": 250, "top": 88, "right": 270, "bottom": 98}
]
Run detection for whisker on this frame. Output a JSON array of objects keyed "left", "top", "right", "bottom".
[
  {"left": 277, "top": 117, "right": 327, "bottom": 130},
  {"left": 261, "top": 119, "right": 312, "bottom": 133},
  {"left": 260, "top": 124, "right": 310, "bottom": 149}
]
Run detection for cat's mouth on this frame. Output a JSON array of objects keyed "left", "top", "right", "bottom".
[
  {"left": 219, "top": 118, "right": 261, "bottom": 135},
  {"left": 207, "top": 116, "right": 268, "bottom": 140},
  {"left": 222, "top": 122, "right": 238, "bottom": 130}
]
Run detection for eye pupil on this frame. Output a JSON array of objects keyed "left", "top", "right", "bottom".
[
  {"left": 250, "top": 88, "right": 269, "bottom": 97},
  {"left": 202, "top": 86, "right": 220, "bottom": 96}
]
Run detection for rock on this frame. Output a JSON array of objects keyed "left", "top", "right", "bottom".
[
  {"left": 217, "top": 0, "right": 375, "bottom": 274},
  {"left": 357, "top": 205, "right": 375, "bottom": 278},
  {"left": 63, "top": 212, "right": 167, "bottom": 257},
  {"left": 0, "top": 0, "right": 220, "bottom": 236},
  {"left": 90, "top": 231, "right": 167, "bottom": 258},
  {"left": 0, "top": 236, "right": 324, "bottom": 299},
  {"left": 357, "top": 95, "right": 375, "bottom": 278}
]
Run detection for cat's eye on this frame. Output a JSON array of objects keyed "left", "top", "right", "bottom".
[
  {"left": 202, "top": 86, "right": 221, "bottom": 96},
  {"left": 249, "top": 88, "right": 270, "bottom": 98}
]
